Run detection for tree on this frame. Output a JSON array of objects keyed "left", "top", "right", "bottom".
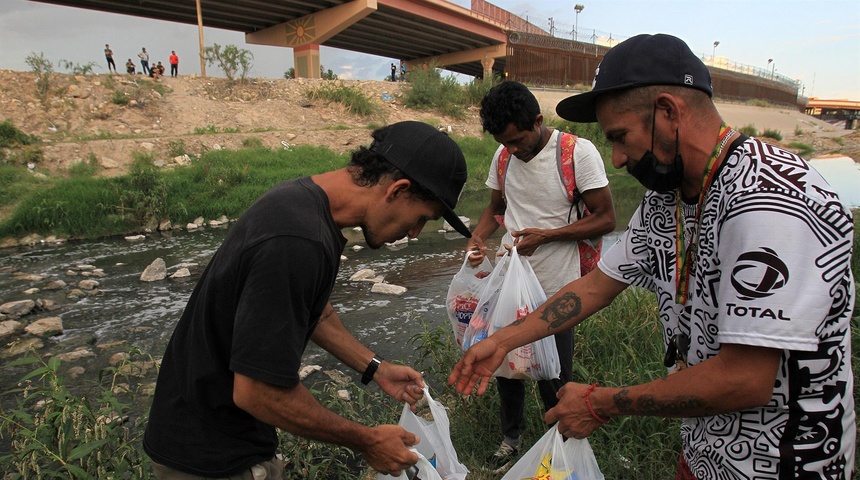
[
  {"left": 283, "top": 65, "right": 337, "bottom": 80},
  {"left": 24, "top": 52, "right": 53, "bottom": 102},
  {"left": 203, "top": 43, "right": 254, "bottom": 82}
]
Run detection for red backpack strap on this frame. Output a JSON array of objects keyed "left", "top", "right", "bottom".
[
  {"left": 494, "top": 147, "right": 511, "bottom": 227},
  {"left": 557, "top": 132, "right": 602, "bottom": 276},
  {"left": 556, "top": 132, "right": 577, "bottom": 202}
]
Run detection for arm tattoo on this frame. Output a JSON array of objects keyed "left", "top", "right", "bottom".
[
  {"left": 613, "top": 389, "right": 709, "bottom": 416},
  {"left": 318, "top": 306, "right": 335, "bottom": 323},
  {"left": 538, "top": 292, "right": 582, "bottom": 330}
]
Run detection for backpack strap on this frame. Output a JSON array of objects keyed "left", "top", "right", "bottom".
[
  {"left": 556, "top": 132, "right": 578, "bottom": 203},
  {"left": 496, "top": 132, "right": 603, "bottom": 277}
]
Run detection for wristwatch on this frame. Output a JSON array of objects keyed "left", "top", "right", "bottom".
[{"left": 361, "top": 355, "right": 384, "bottom": 385}]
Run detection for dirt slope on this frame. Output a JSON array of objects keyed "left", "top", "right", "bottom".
[
  {"left": 0, "top": 70, "right": 483, "bottom": 178},
  {"left": 1, "top": 69, "right": 857, "bottom": 180}
]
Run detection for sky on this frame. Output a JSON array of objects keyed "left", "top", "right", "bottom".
[{"left": 1, "top": 0, "right": 858, "bottom": 100}]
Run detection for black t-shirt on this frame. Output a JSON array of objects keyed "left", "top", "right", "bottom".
[{"left": 144, "top": 177, "right": 346, "bottom": 476}]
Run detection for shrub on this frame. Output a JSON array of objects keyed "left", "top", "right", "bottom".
[
  {"left": 167, "top": 139, "right": 186, "bottom": 157},
  {"left": 25, "top": 51, "right": 54, "bottom": 103},
  {"left": 204, "top": 43, "right": 254, "bottom": 82},
  {"left": 788, "top": 141, "right": 813, "bottom": 157},
  {"left": 117, "top": 153, "right": 168, "bottom": 227},
  {"left": 306, "top": 83, "right": 379, "bottom": 117},
  {"left": 0, "top": 353, "right": 151, "bottom": 479},
  {"left": 464, "top": 75, "right": 501, "bottom": 106},
  {"left": 762, "top": 128, "right": 782, "bottom": 141},
  {"left": 241, "top": 137, "right": 264, "bottom": 149},
  {"left": 0, "top": 120, "right": 39, "bottom": 148},
  {"left": 111, "top": 90, "right": 130, "bottom": 106},
  {"left": 738, "top": 124, "right": 758, "bottom": 137},
  {"left": 403, "top": 65, "right": 466, "bottom": 118},
  {"left": 59, "top": 59, "right": 97, "bottom": 76},
  {"left": 68, "top": 153, "right": 101, "bottom": 178}
]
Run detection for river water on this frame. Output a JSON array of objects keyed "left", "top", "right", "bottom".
[
  {"left": 1, "top": 156, "right": 853, "bottom": 404},
  {"left": 0, "top": 212, "right": 481, "bottom": 390}
]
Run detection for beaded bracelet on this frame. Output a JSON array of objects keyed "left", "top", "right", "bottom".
[{"left": 581, "top": 382, "right": 610, "bottom": 424}]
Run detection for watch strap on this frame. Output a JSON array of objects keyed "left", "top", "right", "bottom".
[{"left": 361, "top": 355, "right": 384, "bottom": 385}]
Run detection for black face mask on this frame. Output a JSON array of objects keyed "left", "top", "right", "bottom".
[{"left": 629, "top": 106, "right": 684, "bottom": 193}]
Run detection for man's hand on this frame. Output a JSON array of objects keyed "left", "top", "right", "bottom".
[
  {"left": 361, "top": 425, "right": 420, "bottom": 476},
  {"left": 447, "top": 336, "right": 507, "bottom": 395},
  {"left": 375, "top": 363, "right": 425, "bottom": 406},
  {"left": 511, "top": 228, "right": 552, "bottom": 256},
  {"left": 544, "top": 382, "right": 606, "bottom": 439},
  {"left": 466, "top": 238, "right": 489, "bottom": 267}
]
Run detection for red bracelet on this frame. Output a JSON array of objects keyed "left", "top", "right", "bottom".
[{"left": 581, "top": 382, "right": 610, "bottom": 424}]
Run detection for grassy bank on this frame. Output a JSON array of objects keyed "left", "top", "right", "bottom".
[
  {"left": 1, "top": 288, "right": 680, "bottom": 479},
  {"left": 0, "top": 118, "right": 645, "bottom": 243}
]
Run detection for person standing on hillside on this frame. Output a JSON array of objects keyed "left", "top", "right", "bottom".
[
  {"left": 449, "top": 33, "right": 855, "bottom": 479},
  {"left": 169, "top": 50, "right": 179, "bottom": 77},
  {"left": 144, "top": 121, "right": 473, "bottom": 479},
  {"left": 104, "top": 44, "right": 117, "bottom": 73},
  {"left": 138, "top": 47, "right": 150, "bottom": 76},
  {"left": 390, "top": 63, "right": 397, "bottom": 82},
  {"left": 468, "top": 81, "right": 615, "bottom": 474}
]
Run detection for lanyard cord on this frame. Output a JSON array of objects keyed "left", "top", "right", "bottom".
[{"left": 675, "top": 123, "right": 734, "bottom": 305}]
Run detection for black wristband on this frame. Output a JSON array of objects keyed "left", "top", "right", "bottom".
[{"left": 361, "top": 355, "right": 384, "bottom": 385}]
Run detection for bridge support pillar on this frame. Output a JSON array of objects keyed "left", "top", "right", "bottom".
[
  {"left": 294, "top": 44, "right": 321, "bottom": 79},
  {"left": 481, "top": 55, "right": 495, "bottom": 80}
]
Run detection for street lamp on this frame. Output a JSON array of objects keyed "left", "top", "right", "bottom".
[
  {"left": 712, "top": 41, "right": 720, "bottom": 65},
  {"left": 574, "top": 4, "right": 584, "bottom": 42}
]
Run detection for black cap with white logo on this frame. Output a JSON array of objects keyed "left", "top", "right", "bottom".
[{"left": 556, "top": 33, "right": 713, "bottom": 122}]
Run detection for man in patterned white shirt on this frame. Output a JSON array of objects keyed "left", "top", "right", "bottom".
[{"left": 449, "top": 33, "right": 855, "bottom": 480}]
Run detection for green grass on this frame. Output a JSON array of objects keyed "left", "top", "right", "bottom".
[
  {"left": 788, "top": 141, "right": 814, "bottom": 157},
  {"left": 306, "top": 83, "right": 380, "bottom": 118}
]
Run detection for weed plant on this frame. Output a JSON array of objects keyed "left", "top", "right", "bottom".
[
  {"left": 0, "top": 352, "right": 152, "bottom": 479},
  {"left": 761, "top": 128, "right": 782, "bottom": 141},
  {"left": 306, "top": 83, "right": 379, "bottom": 118},
  {"left": 788, "top": 141, "right": 814, "bottom": 157},
  {"left": 403, "top": 66, "right": 466, "bottom": 118},
  {"left": 738, "top": 124, "right": 758, "bottom": 137},
  {"left": 0, "top": 121, "right": 39, "bottom": 149},
  {"left": 24, "top": 52, "right": 53, "bottom": 105}
]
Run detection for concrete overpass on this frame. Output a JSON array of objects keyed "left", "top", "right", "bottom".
[{"left": 30, "top": 0, "right": 521, "bottom": 79}]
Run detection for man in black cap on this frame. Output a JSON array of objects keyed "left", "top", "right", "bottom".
[
  {"left": 145, "top": 121, "right": 472, "bottom": 479},
  {"left": 450, "top": 34, "right": 855, "bottom": 479}
]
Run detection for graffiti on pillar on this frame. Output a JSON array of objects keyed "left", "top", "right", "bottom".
[{"left": 285, "top": 16, "right": 316, "bottom": 46}]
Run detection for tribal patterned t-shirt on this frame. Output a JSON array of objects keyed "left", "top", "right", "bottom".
[{"left": 599, "top": 136, "right": 855, "bottom": 479}]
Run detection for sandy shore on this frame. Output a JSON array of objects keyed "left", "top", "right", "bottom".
[{"left": 531, "top": 88, "right": 850, "bottom": 140}]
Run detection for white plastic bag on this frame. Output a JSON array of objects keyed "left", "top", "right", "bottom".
[
  {"left": 462, "top": 251, "right": 511, "bottom": 350},
  {"left": 376, "top": 450, "right": 444, "bottom": 480},
  {"left": 446, "top": 251, "right": 494, "bottom": 349},
  {"left": 468, "top": 247, "right": 560, "bottom": 380},
  {"left": 377, "top": 386, "right": 469, "bottom": 480},
  {"left": 502, "top": 424, "right": 605, "bottom": 480}
]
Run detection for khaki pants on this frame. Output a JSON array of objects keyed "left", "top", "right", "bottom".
[{"left": 152, "top": 457, "right": 284, "bottom": 480}]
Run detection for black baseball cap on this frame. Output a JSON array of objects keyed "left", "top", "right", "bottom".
[
  {"left": 556, "top": 33, "right": 713, "bottom": 122},
  {"left": 369, "top": 121, "right": 471, "bottom": 238}
]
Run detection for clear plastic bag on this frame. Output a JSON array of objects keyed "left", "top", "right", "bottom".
[
  {"left": 377, "top": 386, "right": 469, "bottom": 480},
  {"left": 446, "top": 251, "right": 494, "bottom": 350},
  {"left": 469, "top": 247, "right": 560, "bottom": 380},
  {"left": 502, "top": 424, "right": 605, "bottom": 480}
]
